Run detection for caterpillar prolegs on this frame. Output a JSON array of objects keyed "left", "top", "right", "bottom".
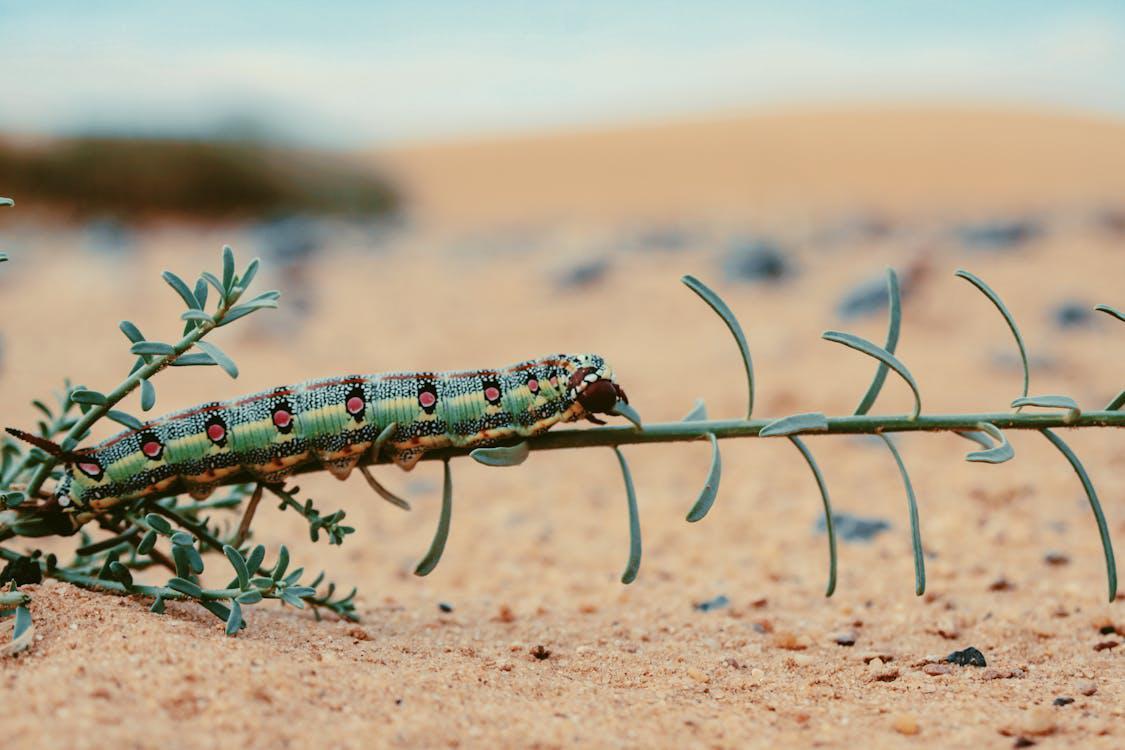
[{"left": 9, "top": 353, "right": 634, "bottom": 512}]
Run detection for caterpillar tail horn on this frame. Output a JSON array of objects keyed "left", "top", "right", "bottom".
[{"left": 4, "top": 427, "right": 86, "bottom": 463}]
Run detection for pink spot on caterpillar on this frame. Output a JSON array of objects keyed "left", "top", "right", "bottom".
[
  {"left": 273, "top": 410, "right": 292, "bottom": 429},
  {"left": 207, "top": 423, "right": 226, "bottom": 442},
  {"left": 527, "top": 378, "right": 539, "bottom": 393},
  {"left": 346, "top": 396, "right": 364, "bottom": 415},
  {"left": 484, "top": 386, "right": 500, "bottom": 402},
  {"left": 549, "top": 375, "right": 558, "bottom": 388},
  {"left": 419, "top": 391, "right": 436, "bottom": 409},
  {"left": 142, "top": 441, "right": 162, "bottom": 458},
  {"left": 78, "top": 462, "right": 101, "bottom": 479}
]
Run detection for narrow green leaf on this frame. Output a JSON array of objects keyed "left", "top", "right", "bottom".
[
  {"left": 238, "top": 258, "right": 260, "bottom": 293},
  {"left": 224, "top": 544, "right": 250, "bottom": 589},
  {"left": 162, "top": 270, "right": 202, "bottom": 310},
  {"left": 1108, "top": 390, "right": 1125, "bottom": 411},
  {"left": 200, "top": 271, "right": 225, "bottom": 299},
  {"left": 195, "top": 341, "right": 238, "bottom": 378},
  {"left": 150, "top": 596, "right": 166, "bottom": 614},
  {"left": 1094, "top": 304, "right": 1124, "bottom": 323},
  {"left": 415, "top": 459, "right": 453, "bottom": 576},
  {"left": 470, "top": 442, "right": 529, "bottom": 467},
  {"left": 170, "top": 353, "right": 217, "bottom": 367},
  {"left": 170, "top": 530, "right": 194, "bottom": 546},
  {"left": 108, "top": 561, "right": 134, "bottom": 587},
  {"left": 964, "top": 422, "right": 1014, "bottom": 464},
  {"left": 685, "top": 432, "right": 721, "bottom": 522},
  {"left": 180, "top": 309, "right": 213, "bottom": 323},
  {"left": 221, "top": 246, "right": 236, "bottom": 292},
  {"left": 193, "top": 278, "right": 208, "bottom": 311},
  {"left": 218, "top": 301, "right": 277, "bottom": 326},
  {"left": 1011, "top": 395, "right": 1081, "bottom": 423},
  {"left": 823, "top": 331, "right": 922, "bottom": 419},
  {"left": 682, "top": 399, "right": 708, "bottom": 422},
  {"left": 171, "top": 545, "right": 191, "bottom": 577},
  {"left": 199, "top": 601, "right": 233, "bottom": 623},
  {"left": 119, "top": 320, "right": 145, "bottom": 343},
  {"left": 130, "top": 341, "right": 175, "bottom": 356},
  {"left": 0, "top": 197, "right": 13, "bottom": 208},
  {"left": 955, "top": 269, "right": 1029, "bottom": 404},
  {"left": 372, "top": 422, "right": 398, "bottom": 459},
  {"left": 166, "top": 577, "right": 203, "bottom": 598},
  {"left": 245, "top": 545, "right": 266, "bottom": 574},
  {"left": 609, "top": 400, "right": 643, "bottom": 429},
  {"left": 225, "top": 600, "right": 242, "bottom": 636},
  {"left": 106, "top": 410, "right": 144, "bottom": 430},
  {"left": 954, "top": 430, "right": 993, "bottom": 451},
  {"left": 13, "top": 605, "right": 32, "bottom": 642},
  {"left": 145, "top": 513, "right": 172, "bottom": 535},
  {"left": 681, "top": 275, "right": 755, "bottom": 418},
  {"left": 760, "top": 412, "right": 829, "bottom": 437},
  {"left": 140, "top": 379, "right": 156, "bottom": 411},
  {"left": 272, "top": 545, "right": 290, "bottom": 581},
  {"left": 236, "top": 590, "right": 262, "bottom": 605},
  {"left": 358, "top": 465, "right": 411, "bottom": 510},
  {"left": 854, "top": 268, "right": 902, "bottom": 415},
  {"left": 1041, "top": 429, "right": 1117, "bottom": 602},
  {"left": 789, "top": 436, "right": 837, "bottom": 597},
  {"left": 137, "top": 530, "right": 157, "bottom": 555},
  {"left": 614, "top": 447, "right": 642, "bottom": 584},
  {"left": 31, "top": 399, "right": 53, "bottom": 419},
  {"left": 878, "top": 434, "right": 925, "bottom": 596},
  {"left": 70, "top": 388, "right": 107, "bottom": 406}
]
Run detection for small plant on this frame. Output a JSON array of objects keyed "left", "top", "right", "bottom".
[{"left": 1, "top": 192, "right": 1122, "bottom": 654}]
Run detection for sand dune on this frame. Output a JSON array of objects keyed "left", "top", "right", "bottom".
[{"left": 380, "top": 106, "right": 1125, "bottom": 227}]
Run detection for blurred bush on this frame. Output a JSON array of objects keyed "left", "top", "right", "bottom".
[{"left": 0, "top": 136, "right": 398, "bottom": 222}]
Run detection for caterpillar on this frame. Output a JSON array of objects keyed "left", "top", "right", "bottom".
[{"left": 8, "top": 353, "right": 633, "bottom": 512}]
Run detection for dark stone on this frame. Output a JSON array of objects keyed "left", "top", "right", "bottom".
[
  {"left": 530, "top": 644, "right": 551, "bottom": 660},
  {"left": 555, "top": 258, "right": 610, "bottom": 289},
  {"left": 693, "top": 594, "right": 730, "bottom": 612},
  {"left": 1052, "top": 697, "right": 1074, "bottom": 706},
  {"left": 1051, "top": 301, "right": 1093, "bottom": 329},
  {"left": 722, "top": 239, "right": 794, "bottom": 283},
  {"left": 438, "top": 602, "right": 454, "bottom": 613},
  {"left": 1044, "top": 551, "right": 1070, "bottom": 566},
  {"left": 947, "top": 646, "right": 987, "bottom": 667},
  {"left": 1013, "top": 738, "right": 1036, "bottom": 748},
  {"left": 817, "top": 512, "right": 891, "bottom": 542},
  {"left": 1098, "top": 624, "right": 1115, "bottom": 635},
  {"left": 956, "top": 218, "right": 1043, "bottom": 251}
]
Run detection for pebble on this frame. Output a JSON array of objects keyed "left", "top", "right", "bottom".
[
  {"left": 438, "top": 602, "right": 454, "bottom": 613},
  {"left": 947, "top": 646, "right": 987, "bottom": 667},
  {"left": 1001, "top": 706, "right": 1056, "bottom": 737},
  {"left": 892, "top": 714, "right": 919, "bottom": 735},
  {"left": 693, "top": 595, "right": 730, "bottom": 612},
  {"left": 982, "top": 667, "right": 1025, "bottom": 680},
  {"left": 555, "top": 258, "right": 610, "bottom": 289},
  {"left": 721, "top": 240, "right": 794, "bottom": 283},
  {"left": 922, "top": 663, "right": 952, "bottom": 676},
  {"left": 772, "top": 631, "right": 809, "bottom": 651},
  {"left": 1051, "top": 301, "right": 1094, "bottom": 329},
  {"left": 1043, "top": 551, "right": 1070, "bottom": 566},
  {"left": 832, "top": 630, "right": 858, "bottom": 647},
  {"left": 687, "top": 668, "right": 710, "bottom": 683},
  {"left": 1076, "top": 680, "right": 1097, "bottom": 696},
  {"left": 956, "top": 218, "right": 1043, "bottom": 251},
  {"left": 1093, "top": 640, "right": 1118, "bottom": 651},
  {"left": 818, "top": 512, "right": 891, "bottom": 542},
  {"left": 1052, "top": 696, "right": 1074, "bottom": 707}
]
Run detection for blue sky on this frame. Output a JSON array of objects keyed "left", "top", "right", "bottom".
[{"left": 2, "top": 2, "right": 1124, "bottom": 147}]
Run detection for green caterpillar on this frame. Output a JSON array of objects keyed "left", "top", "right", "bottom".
[{"left": 10, "top": 353, "right": 633, "bottom": 512}]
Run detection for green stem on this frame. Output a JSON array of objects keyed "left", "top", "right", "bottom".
[{"left": 24, "top": 309, "right": 228, "bottom": 498}]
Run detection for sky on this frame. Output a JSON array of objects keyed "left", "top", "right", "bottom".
[{"left": 2, "top": 1, "right": 1124, "bottom": 148}]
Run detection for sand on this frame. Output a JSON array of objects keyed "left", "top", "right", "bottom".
[{"left": 1, "top": 106, "right": 1124, "bottom": 749}]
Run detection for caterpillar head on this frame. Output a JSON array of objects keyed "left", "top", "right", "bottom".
[{"left": 562, "top": 354, "right": 640, "bottom": 427}]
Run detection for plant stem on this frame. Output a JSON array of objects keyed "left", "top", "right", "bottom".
[{"left": 23, "top": 312, "right": 227, "bottom": 499}]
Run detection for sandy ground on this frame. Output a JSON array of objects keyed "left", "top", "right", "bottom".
[{"left": 1, "top": 107, "right": 1124, "bottom": 749}]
